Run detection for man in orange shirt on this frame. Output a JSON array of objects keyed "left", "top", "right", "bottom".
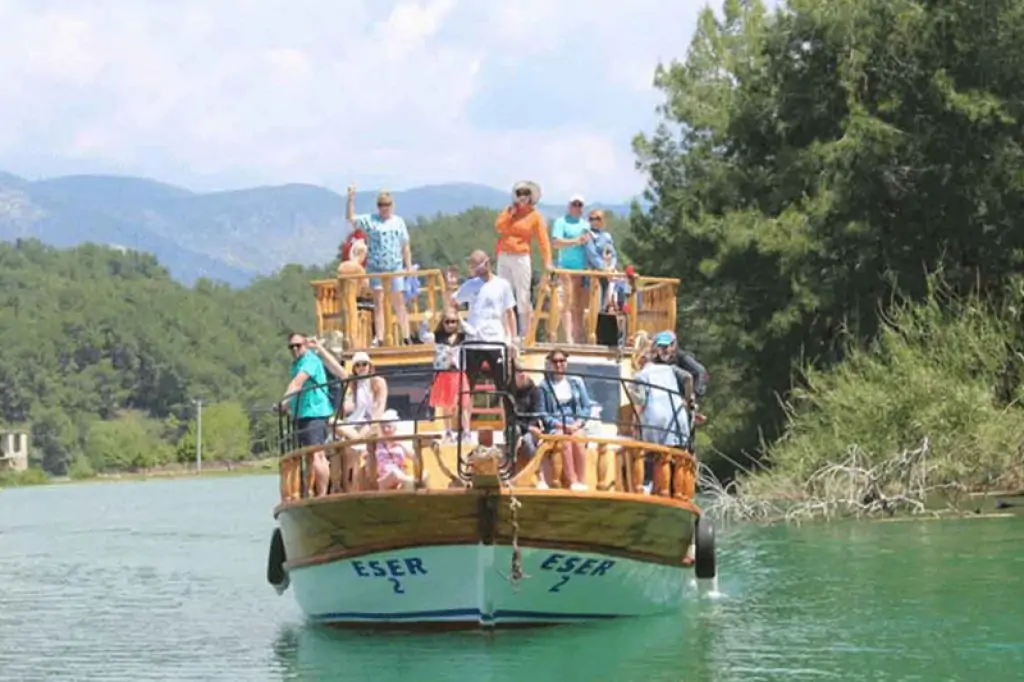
[{"left": 494, "top": 180, "right": 553, "bottom": 339}]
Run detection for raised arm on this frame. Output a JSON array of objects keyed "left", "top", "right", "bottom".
[
  {"left": 371, "top": 377, "right": 389, "bottom": 420},
  {"left": 346, "top": 184, "right": 357, "bottom": 226}
]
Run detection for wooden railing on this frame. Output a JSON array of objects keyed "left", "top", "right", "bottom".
[
  {"left": 527, "top": 269, "right": 680, "bottom": 346},
  {"left": 312, "top": 268, "right": 680, "bottom": 351},
  {"left": 312, "top": 269, "right": 448, "bottom": 350},
  {"left": 278, "top": 432, "right": 696, "bottom": 503}
]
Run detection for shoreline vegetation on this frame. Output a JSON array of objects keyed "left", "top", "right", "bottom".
[{"left": 0, "top": 457, "right": 277, "bottom": 488}]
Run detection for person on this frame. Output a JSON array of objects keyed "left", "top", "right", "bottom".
[
  {"left": 512, "top": 363, "right": 552, "bottom": 489},
  {"left": 550, "top": 194, "right": 590, "bottom": 343},
  {"left": 582, "top": 209, "right": 625, "bottom": 311},
  {"left": 339, "top": 227, "right": 368, "bottom": 265},
  {"left": 537, "top": 349, "right": 594, "bottom": 491},
  {"left": 632, "top": 345, "right": 691, "bottom": 494},
  {"left": 374, "top": 409, "right": 417, "bottom": 490},
  {"left": 454, "top": 250, "right": 516, "bottom": 392},
  {"left": 347, "top": 184, "right": 413, "bottom": 346},
  {"left": 278, "top": 332, "right": 332, "bottom": 496},
  {"left": 333, "top": 351, "right": 389, "bottom": 441},
  {"left": 429, "top": 309, "right": 471, "bottom": 442},
  {"left": 653, "top": 331, "right": 710, "bottom": 398},
  {"left": 494, "top": 180, "right": 553, "bottom": 339}
]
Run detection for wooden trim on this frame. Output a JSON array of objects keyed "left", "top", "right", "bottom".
[
  {"left": 283, "top": 536, "right": 695, "bottom": 571},
  {"left": 274, "top": 486, "right": 701, "bottom": 516}
]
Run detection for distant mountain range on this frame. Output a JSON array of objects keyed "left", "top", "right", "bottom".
[{"left": 0, "top": 171, "right": 634, "bottom": 287}]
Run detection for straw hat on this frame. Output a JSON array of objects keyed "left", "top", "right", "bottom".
[
  {"left": 512, "top": 180, "right": 541, "bottom": 205},
  {"left": 323, "top": 330, "right": 345, "bottom": 356}
]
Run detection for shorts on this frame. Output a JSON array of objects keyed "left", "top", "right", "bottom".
[
  {"left": 517, "top": 426, "right": 542, "bottom": 457},
  {"left": 295, "top": 417, "right": 328, "bottom": 448},
  {"left": 366, "top": 265, "right": 405, "bottom": 293}
]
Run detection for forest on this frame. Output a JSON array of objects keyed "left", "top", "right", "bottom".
[{"left": 5, "top": 0, "right": 1024, "bottom": 497}]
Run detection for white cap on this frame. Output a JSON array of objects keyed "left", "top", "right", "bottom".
[
  {"left": 351, "top": 351, "right": 371, "bottom": 365},
  {"left": 569, "top": 193, "right": 585, "bottom": 205},
  {"left": 382, "top": 409, "right": 399, "bottom": 422}
]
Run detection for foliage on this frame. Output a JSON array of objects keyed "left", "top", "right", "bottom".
[
  {"left": 0, "top": 239, "right": 328, "bottom": 475},
  {"left": 628, "top": 0, "right": 1024, "bottom": 465}
]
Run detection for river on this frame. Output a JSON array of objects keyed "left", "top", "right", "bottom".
[{"left": 1, "top": 476, "right": 1021, "bottom": 681}]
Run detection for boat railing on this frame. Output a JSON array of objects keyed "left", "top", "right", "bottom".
[
  {"left": 276, "top": 363, "right": 697, "bottom": 502},
  {"left": 310, "top": 268, "right": 680, "bottom": 352},
  {"left": 313, "top": 268, "right": 449, "bottom": 350}
]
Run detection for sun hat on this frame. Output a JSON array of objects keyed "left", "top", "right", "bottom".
[{"left": 512, "top": 180, "right": 542, "bottom": 204}]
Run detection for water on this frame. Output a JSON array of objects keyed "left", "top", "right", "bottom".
[{"left": 1, "top": 477, "right": 1022, "bottom": 681}]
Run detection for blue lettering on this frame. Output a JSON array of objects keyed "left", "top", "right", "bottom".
[
  {"left": 539, "top": 553, "right": 616, "bottom": 577},
  {"left": 574, "top": 558, "right": 597, "bottom": 575},
  {"left": 405, "top": 558, "right": 428, "bottom": 576},
  {"left": 540, "top": 553, "right": 564, "bottom": 570},
  {"left": 549, "top": 575, "right": 570, "bottom": 593},
  {"left": 352, "top": 560, "right": 369, "bottom": 577},
  {"left": 389, "top": 577, "right": 405, "bottom": 594},
  {"left": 368, "top": 560, "right": 386, "bottom": 577},
  {"left": 386, "top": 559, "right": 405, "bottom": 577}
]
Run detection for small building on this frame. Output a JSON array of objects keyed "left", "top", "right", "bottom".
[{"left": 0, "top": 432, "right": 29, "bottom": 472}]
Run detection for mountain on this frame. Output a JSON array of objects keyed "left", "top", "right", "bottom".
[{"left": 0, "top": 172, "right": 634, "bottom": 287}]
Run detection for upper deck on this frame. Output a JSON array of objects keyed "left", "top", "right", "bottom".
[{"left": 312, "top": 267, "right": 679, "bottom": 363}]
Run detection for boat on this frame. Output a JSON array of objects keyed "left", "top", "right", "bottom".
[{"left": 266, "top": 265, "right": 717, "bottom": 630}]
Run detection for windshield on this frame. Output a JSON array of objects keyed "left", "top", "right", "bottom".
[{"left": 566, "top": 360, "right": 622, "bottom": 425}]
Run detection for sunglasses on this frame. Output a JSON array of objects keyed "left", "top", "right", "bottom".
[
  {"left": 354, "top": 361, "right": 369, "bottom": 368},
  {"left": 443, "top": 319, "right": 458, "bottom": 324},
  {"left": 515, "top": 190, "right": 531, "bottom": 197},
  {"left": 588, "top": 216, "right": 603, "bottom": 223},
  {"left": 377, "top": 202, "right": 393, "bottom": 208},
  {"left": 288, "top": 343, "right": 303, "bottom": 350},
  {"left": 570, "top": 201, "right": 583, "bottom": 207},
  {"left": 550, "top": 358, "right": 567, "bottom": 365}
]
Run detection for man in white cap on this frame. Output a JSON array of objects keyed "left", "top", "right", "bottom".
[
  {"left": 494, "top": 180, "right": 553, "bottom": 339},
  {"left": 550, "top": 193, "right": 591, "bottom": 343},
  {"left": 454, "top": 249, "right": 517, "bottom": 392}
]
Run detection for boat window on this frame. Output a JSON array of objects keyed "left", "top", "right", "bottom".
[
  {"left": 373, "top": 364, "right": 435, "bottom": 420},
  {"left": 566, "top": 361, "right": 621, "bottom": 425}
]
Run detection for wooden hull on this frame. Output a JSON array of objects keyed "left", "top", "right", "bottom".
[{"left": 274, "top": 489, "right": 700, "bottom": 629}]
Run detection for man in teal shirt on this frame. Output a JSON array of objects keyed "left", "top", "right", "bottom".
[
  {"left": 550, "top": 194, "right": 590, "bottom": 342},
  {"left": 279, "top": 332, "right": 333, "bottom": 496}
]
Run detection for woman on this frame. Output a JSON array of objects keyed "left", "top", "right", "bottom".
[
  {"left": 631, "top": 348, "right": 691, "bottom": 494},
  {"left": 334, "top": 351, "right": 388, "bottom": 441},
  {"left": 537, "top": 349, "right": 593, "bottom": 491},
  {"left": 429, "top": 309, "right": 470, "bottom": 442}
]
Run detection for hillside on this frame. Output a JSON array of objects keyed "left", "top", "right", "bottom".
[{"left": 0, "top": 172, "right": 632, "bottom": 286}]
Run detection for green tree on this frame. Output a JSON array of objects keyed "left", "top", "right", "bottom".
[{"left": 176, "top": 401, "right": 252, "bottom": 464}]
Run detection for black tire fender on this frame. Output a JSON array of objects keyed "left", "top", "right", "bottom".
[
  {"left": 694, "top": 516, "right": 716, "bottom": 579},
  {"left": 267, "top": 527, "right": 289, "bottom": 589}
]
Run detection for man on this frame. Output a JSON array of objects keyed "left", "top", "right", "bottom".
[
  {"left": 653, "top": 330, "right": 710, "bottom": 398},
  {"left": 279, "top": 332, "right": 332, "bottom": 496},
  {"left": 347, "top": 184, "right": 413, "bottom": 346},
  {"left": 454, "top": 250, "right": 516, "bottom": 391},
  {"left": 550, "top": 194, "right": 590, "bottom": 343},
  {"left": 494, "top": 180, "right": 553, "bottom": 339}
]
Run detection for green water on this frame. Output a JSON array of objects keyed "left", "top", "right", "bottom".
[{"left": 1, "top": 477, "right": 1022, "bottom": 681}]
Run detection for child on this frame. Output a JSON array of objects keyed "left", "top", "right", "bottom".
[{"left": 375, "top": 409, "right": 416, "bottom": 490}]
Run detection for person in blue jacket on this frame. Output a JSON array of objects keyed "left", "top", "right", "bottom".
[{"left": 537, "top": 349, "right": 594, "bottom": 491}]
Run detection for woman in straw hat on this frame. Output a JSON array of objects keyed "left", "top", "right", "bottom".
[{"left": 494, "top": 180, "right": 553, "bottom": 339}]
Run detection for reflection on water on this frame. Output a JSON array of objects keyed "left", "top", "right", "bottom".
[{"left": 1, "top": 476, "right": 1023, "bottom": 681}]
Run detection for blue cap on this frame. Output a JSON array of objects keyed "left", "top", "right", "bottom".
[{"left": 653, "top": 331, "right": 676, "bottom": 347}]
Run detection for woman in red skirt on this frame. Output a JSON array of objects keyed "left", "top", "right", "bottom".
[{"left": 430, "top": 309, "right": 471, "bottom": 442}]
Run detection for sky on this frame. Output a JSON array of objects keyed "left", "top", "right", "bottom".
[{"left": 0, "top": 0, "right": 723, "bottom": 203}]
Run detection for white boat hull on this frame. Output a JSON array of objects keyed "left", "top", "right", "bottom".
[{"left": 288, "top": 544, "right": 692, "bottom": 628}]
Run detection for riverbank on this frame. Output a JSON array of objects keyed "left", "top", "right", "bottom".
[{"left": 0, "top": 458, "right": 277, "bottom": 489}]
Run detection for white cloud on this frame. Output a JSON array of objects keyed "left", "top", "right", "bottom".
[{"left": 0, "top": 0, "right": 726, "bottom": 202}]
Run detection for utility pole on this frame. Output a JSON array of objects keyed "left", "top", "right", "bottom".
[{"left": 193, "top": 398, "right": 203, "bottom": 474}]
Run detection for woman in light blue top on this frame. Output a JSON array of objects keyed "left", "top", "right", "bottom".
[
  {"left": 550, "top": 194, "right": 590, "bottom": 343},
  {"left": 346, "top": 184, "right": 413, "bottom": 346},
  {"left": 537, "top": 349, "right": 594, "bottom": 491}
]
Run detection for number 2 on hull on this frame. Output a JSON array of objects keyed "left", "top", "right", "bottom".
[
  {"left": 549, "top": 576, "right": 570, "bottom": 592},
  {"left": 388, "top": 578, "right": 405, "bottom": 594}
]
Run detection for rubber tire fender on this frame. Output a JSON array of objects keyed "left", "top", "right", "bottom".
[{"left": 694, "top": 516, "right": 716, "bottom": 579}]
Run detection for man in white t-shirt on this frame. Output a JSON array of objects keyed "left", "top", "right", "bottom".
[{"left": 454, "top": 250, "right": 516, "bottom": 391}]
